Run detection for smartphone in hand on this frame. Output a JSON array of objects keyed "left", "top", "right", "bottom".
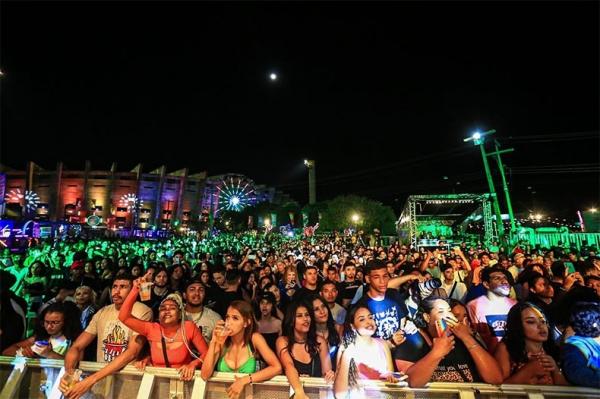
[{"left": 435, "top": 319, "right": 448, "bottom": 338}]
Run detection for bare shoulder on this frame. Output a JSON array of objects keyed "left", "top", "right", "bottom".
[
  {"left": 251, "top": 332, "right": 268, "bottom": 344},
  {"left": 316, "top": 335, "right": 329, "bottom": 348},
  {"left": 276, "top": 335, "right": 289, "bottom": 345}
]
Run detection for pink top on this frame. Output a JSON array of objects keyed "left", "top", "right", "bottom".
[{"left": 143, "top": 321, "right": 201, "bottom": 368}]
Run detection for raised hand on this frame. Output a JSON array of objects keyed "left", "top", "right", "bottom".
[{"left": 431, "top": 334, "right": 455, "bottom": 359}]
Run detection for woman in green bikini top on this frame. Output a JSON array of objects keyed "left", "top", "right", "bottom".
[
  {"left": 201, "top": 300, "right": 283, "bottom": 399},
  {"left": 217, "top": 344, "right": 256, "bottom": 373}
]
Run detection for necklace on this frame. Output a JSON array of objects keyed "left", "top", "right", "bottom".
[
  {"left": 189, "top": 308, "right": 204, "bottom": 325},
  {"left": 161, "top": 327, "right": 180, "bottom": 343}
]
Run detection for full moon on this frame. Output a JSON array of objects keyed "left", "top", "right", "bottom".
[{"left": 269, "top": 73, "right": 277, "bottom": 81}]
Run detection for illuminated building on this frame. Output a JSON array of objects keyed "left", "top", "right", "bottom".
[{"left": 0, "top": 162, "right": 292, "bottom": 229}]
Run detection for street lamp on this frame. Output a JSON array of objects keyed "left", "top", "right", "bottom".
[
  {"left": 464, "top": 129, "right": 512, "bottom": 242},
  {"left": 304, "top": 159, "right": 316, "bottom": 205}
]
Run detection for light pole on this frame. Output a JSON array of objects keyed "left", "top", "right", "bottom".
[
  {"left": 492, "top": 139, "right": 516, "bottom": 235},
  {"left": 464, "top": 129, "right": 505, "bottom": 242},
  {"left": 351, "top": 213, "right": 360, "bottom": 229},
  {"left": 304, "top": 159, "right": 316, "bottom": 205}
]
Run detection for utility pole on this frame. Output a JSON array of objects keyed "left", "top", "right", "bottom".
[
  {"left": 464, "top": 130, "right": 505, "bottom": 242},
  {"left": 489, "top": 140, "right": 516, "bottom": 237},
  {"left": 304, "top": 159, "right": 316, "bottom": 205}
]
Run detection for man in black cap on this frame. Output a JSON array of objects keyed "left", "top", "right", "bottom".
[{"left": 183, "top": 278, "right": 222, "bottom": 343}]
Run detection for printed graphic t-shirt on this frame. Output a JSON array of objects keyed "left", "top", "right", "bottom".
[
  {"left": 393, "top": 331, "right": 481, "bottom": 383},
  {"left": 356, "top": 289, "right": 408, "bottom": 340},
  {"left": 466, "top": 294, "right": 516, "bottom": 352},
  {"left": 85, "top": 303, "right": 153, "bottom": 363}
]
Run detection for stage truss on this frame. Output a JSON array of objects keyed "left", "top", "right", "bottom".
[{"left": 397, "top": 193, "right": 498, "bottom": 248}]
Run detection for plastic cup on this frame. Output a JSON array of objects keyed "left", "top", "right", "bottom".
[
  {"left": 139, "top": 282, "right": 153, "bottom": 301},
  {"left": 64, "top": 369, "right": 82, "bottom": 390},
  {"left": 217, "top": 322, "right": 230, "bottom": 343},
  {"left": 31, "top": 340, "right": 49, "bottom": 355}
]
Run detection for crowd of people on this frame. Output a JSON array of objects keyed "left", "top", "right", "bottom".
[{"left": 0, "top": 231, "right": 599, "bottom": 399}]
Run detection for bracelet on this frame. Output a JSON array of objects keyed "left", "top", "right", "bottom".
[{"left": 466, "top": 343, "right": 480, "bottom": 350}]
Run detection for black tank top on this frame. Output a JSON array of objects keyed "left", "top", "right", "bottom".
[
  {"left": 261, "top": 332, "right": 279, "bottom": 355},
  {"left": 291, "top": 350, "right": 322, "bottom": 377}
]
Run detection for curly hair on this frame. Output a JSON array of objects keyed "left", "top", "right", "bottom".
[
  {"left": 570, "top": 301, "right": 600, "bottom": 337},
  {"left": 35, "top": 302, "right": 82, "bottom": 342}
]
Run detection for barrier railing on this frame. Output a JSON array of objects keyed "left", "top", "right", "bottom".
[{"left": 1, "top": 356, "right": 599, "bottom": 399}]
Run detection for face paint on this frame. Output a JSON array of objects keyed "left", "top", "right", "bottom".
[{"left": 492, "top": 284, "right": 511, "bottom": 296}]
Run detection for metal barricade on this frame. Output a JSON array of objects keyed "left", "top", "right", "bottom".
[{"left": 1, "top": 356, "right": 598, "bottom": 399}]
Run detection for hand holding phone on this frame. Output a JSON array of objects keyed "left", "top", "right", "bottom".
[{"left": 435, "top": 319, "right": 448, "bottom": 338}]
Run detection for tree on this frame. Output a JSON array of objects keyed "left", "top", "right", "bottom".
[
  {"left": 216, "top": 200, "right": 301, "bottom": 232},
  {"left": 317, "top": 195, "right": 397, "bottom": 235}
]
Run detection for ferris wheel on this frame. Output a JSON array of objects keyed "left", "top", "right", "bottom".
[
  {"left": 4, "top": 189, "right": 40, "bottom": 212},
  {"left": 120, "top": 193, "right": 142, "bottom": 211},
  {"left": 214, "top": 176, "right": 256, "bottom": 214}
]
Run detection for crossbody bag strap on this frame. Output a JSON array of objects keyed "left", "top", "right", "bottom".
[
  {"left": 448, "top": 281, "right": 458, "bottom": 299},
  {"left": 161, "top": 336, "right": 171, "bottom": 368}
]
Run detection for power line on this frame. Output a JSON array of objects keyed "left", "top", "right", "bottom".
[
  {"left": 503, "top": 131, "right": 598, "bottom": 143},
  {"left": 272, "top": 147, "right": 473, "bottom": 190}
]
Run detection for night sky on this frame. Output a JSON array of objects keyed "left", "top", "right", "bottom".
[{"left": 1, "top": 2, "right": 598, "bottom": 218}]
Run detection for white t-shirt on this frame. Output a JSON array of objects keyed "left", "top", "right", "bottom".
[
  {"left": 85, "top": 303, "right": 152, "bottom": 363},
  {"left": 466, "top": 294, "right": 516, "bottom": 352},
  {"left": 441, "top": 279, "right": 467, "bottom": 302},
  {"left": 185, "top": 307, "right": 222, "bottom": 343}
]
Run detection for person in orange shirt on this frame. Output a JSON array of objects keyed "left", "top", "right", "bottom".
[{"left": 119, "top": 274, "right": 208, "bottom": 380}]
